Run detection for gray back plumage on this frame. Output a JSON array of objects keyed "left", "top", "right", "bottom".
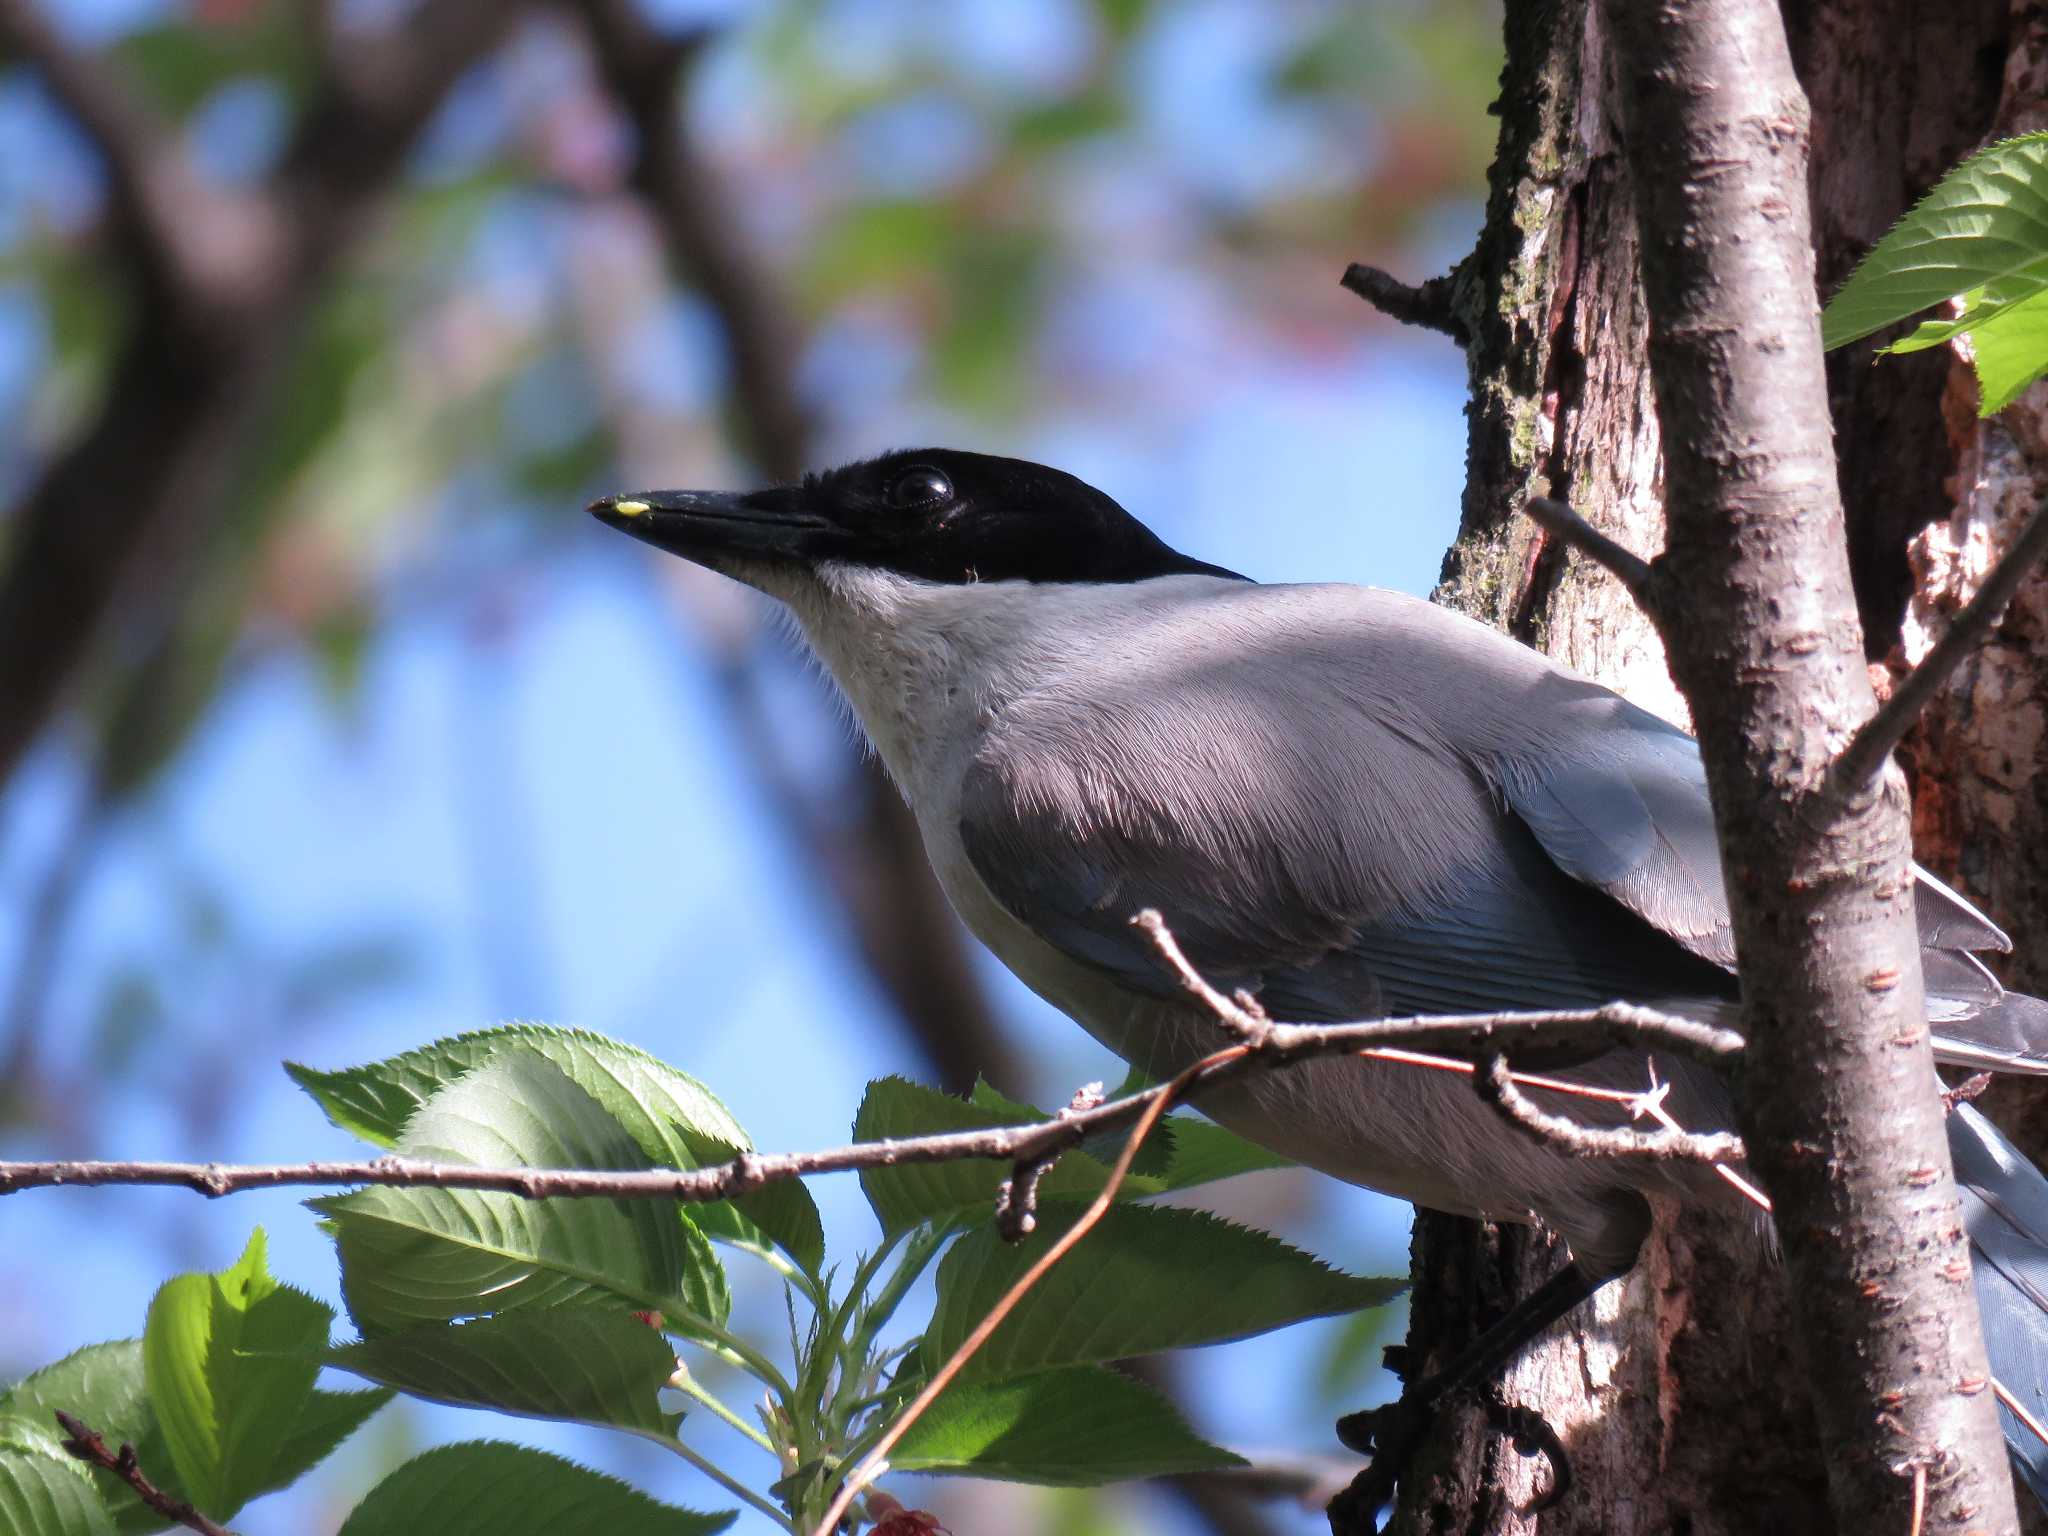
[{"left": 957, "top": 581, "right": 2039, "bottom": 1067}]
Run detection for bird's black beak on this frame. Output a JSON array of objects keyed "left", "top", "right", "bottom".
[{"left": 588, "top": 487, "right": 834, "bottom": 567}]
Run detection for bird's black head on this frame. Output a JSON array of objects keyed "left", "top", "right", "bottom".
[{"left": 588, "top": 448, "right": 1243, "bottom": 586}]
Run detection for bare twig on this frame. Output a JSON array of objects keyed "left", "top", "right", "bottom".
[
  {"left": 1134, "top": 910, "right": 1272, "bottom": 1044},
  {"left": 1522, "top": 496, "right": 1658, "bottom": 611},
  {"left": 55, "top": 1411, "right": 231, "bottom": 1536},
  {"left": 1474, "top": 1054, "right": 1745, "bottom": 1163},
  {"left": 0, "top": 993, "right": 1741, "bottom": 1201},
  {"left": 995, "top": 1081, "right": 1105, "bottom": 1240},
  {"left": 811, "top": 1045, "right": 1240, "bottom": 1536},
  {"left": 1834, "top": 495, "right": 2048, "bottom": 792},
  {"left": 1941, "top": 1073, "right": 1994, "bottom": 1113},
  {"left": 1340, "top": 262, "right": 1469, "bottom": 346}
]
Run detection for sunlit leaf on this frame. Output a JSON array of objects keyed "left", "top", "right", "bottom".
[
  {"left": 314, "top": 1051, "right": 720, "bottom": 1337},
  {"left": 921, "top": 1202, "right": 1401, "bottom": 1382},
  {"left": 0, "top": 1442, "right": 112, "bottom": 1536},
  {"left": 289, "top": 1024, "right": 822, "bottom": 1275},
  {"left": 142, "top": 1229, "right": 329, "bottom": 1519},
  {"left": 336, "top": 1442, "right": 734, "bottom": 1536},
  {"left": 1968, "top": 281, "right": 2048, "bottom": 413},
  {"left": 330, "top": 1310, "right": 680, "bottom": 1440},
  {"left": 0, "top": 1338, "right": 385, "bottom": 1535},
  {"left": 890, "top": 1366, "right": 1242, "bottom": 1485},
  {"left": 1823, "top": 133, "right": 2048, "bottom": 350},
  {"left": 856, "top": 1077, "right": 1291, "bottom": 1237},
  {"left": 853, "top": 1077, "right": 1101, "bottom": 1237}
]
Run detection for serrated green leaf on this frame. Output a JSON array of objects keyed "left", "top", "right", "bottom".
[
  {"left": 287, "top": 1025, "right": 747, "bottom": 1150},
  {"left": 1968, "top": 281, "right": 2048, "bottom": 413},
  {"left": 1136, "top": 1116, "right": 1294, "bottom": 1187},
  {"left": 890, "top": 1366, "right": 1242, "bottom": 1485},
  {"left": 856, "top": 1078, "right": 1292, "bottom": 1236},
  {"left": 330, "top": 1309, "right": 680, "bottom": 1440},
  {"left": 288, "top": 1025, "right": 824, "bottom": 1276},
  {"left": 314, "top": 1051, "right": 716, "bottom": 1337},
  {"left": 0, "top": 1446, "right": 112, "bottom": 1536},
  {"left": 336, "top": 1441, "right": 734, "bottom": 1536},
  {"left": 269, "top": 1387, "right": 393, "bottom": 1491},
  {"left": 1, "top": 1340, "right": 163, "bottom": 1534},
  {"left": 921, "top": 1203, "right": 1401, "bottom": 1383},
  {"left": 143, "top": 1229, "right": 330, "bottom": 1519},
  {"left": 854, "top": 1078, "right": 1101, "bottom": 1236},
  {"left": 0, "top": 1343, "right": 150, "bottom": 1456},
  {"left": 1823, "top": 133, "right": 2048, "bottom": 350},
  {"left": 2, "top": 1340, "right": 386, "bottom": 1534}
]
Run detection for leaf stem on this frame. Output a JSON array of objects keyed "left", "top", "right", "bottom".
[
  {"left": 670, "top": 1364, "right": 777, "bottom": 1453},
  {"left": 643, "top": 1428, "right": 797, "bottom": 1532}
]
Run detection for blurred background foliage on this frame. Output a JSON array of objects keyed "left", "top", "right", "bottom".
[{"left": 0, "top": 0, "right": 1500, "bottom": 1530}]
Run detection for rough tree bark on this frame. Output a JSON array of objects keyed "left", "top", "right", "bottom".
[
  {"left": 1614, "top": 1, "right": 2011, "bottom": 1529},
  {"left": 1378, "top": 0, "right": 2030, "bottom": 1531}
]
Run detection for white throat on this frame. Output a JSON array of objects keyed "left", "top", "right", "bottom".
[{"left": 751, "top": 561, "right": 1232, "bottom": 816}]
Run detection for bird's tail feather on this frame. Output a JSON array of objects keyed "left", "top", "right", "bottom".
[
  {"left": 1951, "top": 1103, "right": 2048, "bottom": 1505},
  {"left": 1931, "top": 973, "right": 2048, "bottom": 1077}
]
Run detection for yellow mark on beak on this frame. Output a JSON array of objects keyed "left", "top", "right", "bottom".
[{"left": 612, "top": 499, "right": 651, "bottom": 518}]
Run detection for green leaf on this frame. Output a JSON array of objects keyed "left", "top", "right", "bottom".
[
  {"left": 289, "top": 1025, "right": 824, "bottom": 1276},
  {"left": 314, "top": 1051, "right": 717, "bottom": 1336},
  {"left": 1967, "top": 281, "right": 2048, "bottom": 413},
  {"left": 1823, "top": 133, "right": 2048, "bottom": 350},
  {"left": 1, "top": 1340, "right": 387, "bottom": 1534},
  {"left": 143, "top": 1229, "right": 330, "bottom": 1519},
  {"left": 0, "top": 1342, "right": 157, "bottom": 1532},
  {"left": 331, "top": 1309, "right": 680, "bottom": 1440},
  {"left": 336, "top": 1442, "right": 734, "bottom": 1536},
  {"left": 269, "top": 1388, "right": 393, "bottom": 1495},
  {"left": 0, "top": 1343, "right": 150, "bottom": 1459},
  {"left": 921, "top": 1203, "right": 1401, "bottom": 1383},
  {"left": 1073, "top": 1072, "right": 1294, "bottom": 1186},
  {"left": 854, "top": 1078, "right": 1093, "bottom": 1237},
  {"left": 1134, "top": 1116, "right": 1294, "bottom": 1188},
  {"left": 0, "top": 1445, "right": 112, "bottom": 1536},
  {"left": 890, "top": 1366, "right": 1242, "bottom": 1485},
  {"left": 287, "top": 1025, "right": 747, "bottom": 1150},
  {"left": 855, "top": 1078, "right": 1292, "bottom": 1236}
]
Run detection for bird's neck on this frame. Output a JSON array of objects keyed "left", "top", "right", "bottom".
[
  {"left": 769, "top": 564, "right": 1235, "bottom": 810},
  {"left": 771, "top": 566, "right": 1058, "bottom": 800}
]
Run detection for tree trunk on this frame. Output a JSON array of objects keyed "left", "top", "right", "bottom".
[{"left": 1392, "top": 0, "right": 2018, "bottom": 1529}]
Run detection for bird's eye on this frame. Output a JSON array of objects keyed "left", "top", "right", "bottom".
[{"left": 886, "top": 467, "right": 954, "bottom": 510}]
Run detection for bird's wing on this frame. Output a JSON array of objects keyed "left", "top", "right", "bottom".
[
  {"left": 1495, "top": 713, "right": 1736, "bottom": 965},
  {"left": 957, "top": 656, "right": 1735, "bottom": 1026},
  {"left": 956, "top": 582, "right": 2016, "bottom": 1036},
  {"left": 1495, "top": 692, "right": 2012, "bottom": 966}
]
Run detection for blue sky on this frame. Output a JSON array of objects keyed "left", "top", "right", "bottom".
[{"left": 0, "top": 2, "right": 1484, "bottom": 1530}]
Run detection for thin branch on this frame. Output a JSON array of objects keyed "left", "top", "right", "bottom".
[
  {"left": 1474, "top": 1054, "right": 1746, "bottom": 1162},
  {"left": 55, "top": 1411, "right": 231, "bottom": 1536},
  {"left": 1522, "top": 496, "right": 1658, "bottom": 611},
  {"left": 1834, "top": 494, "right": 2048, "bottom": 791},
  {"left": 0, "top": 989, "right": 1741, "bottom": 1200},
  {"left": 810, "top": 1044, "right": 1238, "bottom": 1536},
  {"left": 995, "top": 1080, "right": 1105, "bottom": 1241},
  {"left": 1134, "top": 910, "right": 1273, "bottom": 1044},
  {"left": 1340, "top": 262, "right": 1470, "bottom": 346}
]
